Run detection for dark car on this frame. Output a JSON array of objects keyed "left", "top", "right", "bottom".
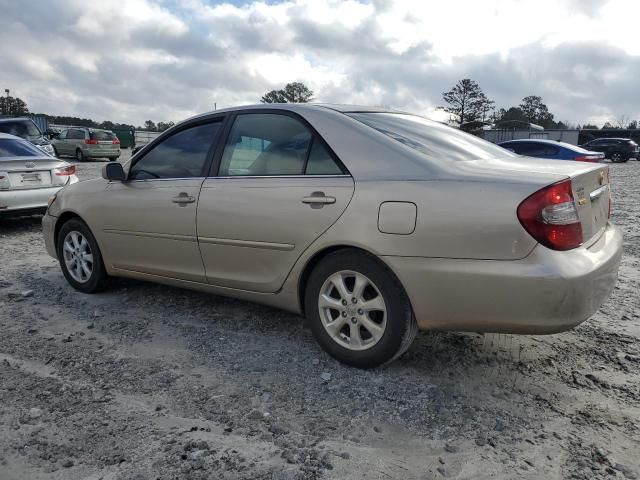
[
  {"left": 499, "top": 139, "right": 604, "bottom": 162},
  {"left": 0, "top": 117, "right": 56, "bottom": 157},
  {"left": 579, "top": 138, "right": 639, "bottom": 163}
]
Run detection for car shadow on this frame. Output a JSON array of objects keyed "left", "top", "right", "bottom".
[{"left": 0, "top": 215, "right": 43, "bottom": 233}]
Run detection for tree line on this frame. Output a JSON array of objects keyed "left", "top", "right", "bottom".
[
  {"left": 3, "top": 82, "right": 637, "bottom": 133},
  {"left": 441, "top": 78, "right": 640, "bottom": 131}
]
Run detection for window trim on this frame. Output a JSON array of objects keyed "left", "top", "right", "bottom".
[
  {"left": 127, "top": 116, "right": 226, "bottom": 182},
  {"left": 207, "top": 109, "right": 350, "bottom": 178}
]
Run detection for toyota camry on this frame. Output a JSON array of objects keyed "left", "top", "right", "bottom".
[{"left": 42, "top": 104, "right": 622, "bottom": 368}]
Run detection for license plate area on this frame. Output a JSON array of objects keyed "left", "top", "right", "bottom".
[{"left": 8, "top": 171, "right": 52, "bottom": 188}]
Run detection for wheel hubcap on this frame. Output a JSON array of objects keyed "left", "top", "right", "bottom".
[
  {"left": 62, "top": 231, "right": 93, "bottom": 283},
  {"left": 318, "top": 270, "right": 387, "bottom": 351}
]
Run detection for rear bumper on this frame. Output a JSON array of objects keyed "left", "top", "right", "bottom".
[
  {"left": 84, "top": 148, "right": 120, "bottom": 158},
  {"left": 384, "top": 223, "right": 623, "bottom": 334},
  {"left": 0, "top": 180, "right": 76, "bottom": 214}
]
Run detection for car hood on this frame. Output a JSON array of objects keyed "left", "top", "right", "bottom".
[{"left": 31, "top": 137, "right": 51, "bottom": 146}]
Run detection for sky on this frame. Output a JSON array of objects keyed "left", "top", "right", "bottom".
[{"left": 1, "top": 0, "right": 639, "bottom": 126}]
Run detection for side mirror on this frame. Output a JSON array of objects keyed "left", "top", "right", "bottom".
[
  {"left": 132, "top": 145, "right": 143, "bottom": 155},
  {"left": 102, "top": 162, "right": 125, "bottom": 181}
]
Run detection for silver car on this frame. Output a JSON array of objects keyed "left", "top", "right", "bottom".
[
  {"left": 42, "top": 105, "right": 622, "bottom": 367},
  {"left": 0, "top": 133, "right": 78, "bottom": 216},
  {"left": 51, "top": 127, "right": 121, "bottom": 162}
]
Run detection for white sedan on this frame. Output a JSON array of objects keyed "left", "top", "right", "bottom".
[{"left": 0, "top": 133, "right": 78, "bottom": 217}]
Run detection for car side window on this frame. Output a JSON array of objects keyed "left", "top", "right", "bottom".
[
  {"left": 305, "top": 138, "right": 343, "bottom": 175},
  {"left": 129, "top": 121, "right": 221, "bottom": 180},
  {"left": 510, "top": 142, "right": 533, "bottom": 155},
  {"left": 68, "top": 129, "right": 85, "bottom": 140},
  {"left": 219, "top": 114, "right": 312, "bottom": 176},
  {"left": 58, "top": 130, "right": 67, "bottom": 140},
  {"left": 514, "top": 143, "right": 558, "bottom": 157}
]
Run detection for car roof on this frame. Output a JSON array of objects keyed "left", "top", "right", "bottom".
[
  {"left": 499, "top": 138, "right": 603, "bottom": 154},
  {"left": 183, "top": 103, "right": 401, "bottom": 122},
  {"left": 500, "top": 139, "right": 578, "bottom": 148}
]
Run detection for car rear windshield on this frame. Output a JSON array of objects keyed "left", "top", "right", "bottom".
[
  {"left": 0, "top": 120, "right": 42, "bottom": 140},
  {"left": 347, "top": 112, "right": 516, "bottom": 161},
  {"left": 90, "top": 130, "right": 115, "bottom": 141},
  {"left": 0, "top": 138, "right": 41, "bottom": 158}
]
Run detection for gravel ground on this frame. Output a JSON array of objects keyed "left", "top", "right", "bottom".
[{"left": 0, "top": 152, "right": 639, "bottom": 480}]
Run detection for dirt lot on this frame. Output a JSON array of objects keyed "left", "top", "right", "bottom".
[{"left": 0, "top": 152, "right": 639, "bottom": 480}]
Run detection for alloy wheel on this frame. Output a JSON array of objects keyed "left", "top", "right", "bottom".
[
  {"left": 318, "top": 270, "right": 387, "bottom": 351},
  {"left": 62, "top": 231, "right": 94, "bottom": 283}
]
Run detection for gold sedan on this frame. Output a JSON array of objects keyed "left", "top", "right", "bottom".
[{"left": 42, "top": 105, "right": 622, "bottom": 368}]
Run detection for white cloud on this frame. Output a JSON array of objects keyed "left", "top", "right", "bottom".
[{"left": 0, "top": 0, "right": 638, "bottom": 126}]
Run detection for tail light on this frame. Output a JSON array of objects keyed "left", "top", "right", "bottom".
[
  {"left": 517, "top": 178, "right": 583, "bottom": 251},
  {"left": 54, "top": 165, "right": 76, "bottom": 176},
  {"left": 574, "top": 155, "right": 600, "bottom": 162},
  {"left": 113, "top": 138, "right": 120, "bottom": 145},
  {"left": 85, "top": 139, "right": 99, "bottom": 145}
]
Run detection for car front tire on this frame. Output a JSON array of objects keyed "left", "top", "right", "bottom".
[
  {"left": 57, "top": 218, "right": 109, "bottom": 293},
  {"left": 75, "top": 149, "right": 85, "bottom": 162},
  {"left": 304, "top": 249, "right": 417, "bottom": 368}
]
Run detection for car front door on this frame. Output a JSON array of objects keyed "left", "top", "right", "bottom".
[
  {"left": 98, "top": 119, "right": 223, "bottom": 282},
  {"left": 54, "top": 130, "right": 68, "bottom": 156},
  {"left": 588, "top": 140, "right": 607, "bottom": 155},
  {"left": 196, "top": 112, "right": 355, "bottom": 293}
]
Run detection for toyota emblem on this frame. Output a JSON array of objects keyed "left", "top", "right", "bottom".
[{"left": 25, "top": 162, "right": 36, "bottom": 169}]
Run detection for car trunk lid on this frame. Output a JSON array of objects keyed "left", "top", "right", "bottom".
[
  {"left": 571, "top": 165, "right": 610, "bottom": 244},
  {"left": 0, "top": 157, "right": 71, "bottom": 190}
]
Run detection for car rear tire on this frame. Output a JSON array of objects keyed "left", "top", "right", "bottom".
[
  {"left": 75, "top": 149, "right": 85, "bottom": 162},
  {"left": 610, "top": 152, "right": 623, "bottom": 163},
  {"left": 57, "top": 218, "right": 109, "bottom": 293},
  {"left": 304, "top": 249, "right": 417, "bottom": 368}
]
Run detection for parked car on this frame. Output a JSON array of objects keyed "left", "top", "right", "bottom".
[
  {"left": 42, "top": 105, "right": 622, "bottom": 368},
  {"left": 499, "top": 139, "right": 604, "bottom": 162},
  {"left": 579, "top": 138, "right": 639, "bottom": 162},
  {"left": 51, "top": 127, "right": 120, "bottom": 162},
  {"left": 0, "top": 133, "right": 78, "bottom": 216},
  {"left": 0, "top": 117, "right": 56, "bottom": 157}
]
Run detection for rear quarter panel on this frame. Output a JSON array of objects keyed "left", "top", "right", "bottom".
[{"left": 305, "top": 179, "right": 539, "bottom": 260}]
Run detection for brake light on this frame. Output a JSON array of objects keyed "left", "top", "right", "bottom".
[
  {"left": 574, "top": 155, "right": 600, "bottom": 162},
  {"left": 517, "top": 179, "right": 583, "bottom": 251},
  {"left": 113, "top": 138, "right": 120, "bottom": 145},
  {"left": 85, "top": 139, "right": 99, "bottom": 145},
  {"left": 54, "top": 165, "right": 76, "bottom": 176}
]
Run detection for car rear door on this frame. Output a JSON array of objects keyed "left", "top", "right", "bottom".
[
  {"left": 98, "top": 119, "right": 224, "bottom": 282},
  {"left": 196, "top": 111, "right": 354, "bottom": 293}
]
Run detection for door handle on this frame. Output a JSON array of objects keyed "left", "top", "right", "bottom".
[
  {"left": 302, "top": 192, "right": 336, "bottom": 207},
  {"left": 172, "top": 192, "right": 196, "bottom": 205}
]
